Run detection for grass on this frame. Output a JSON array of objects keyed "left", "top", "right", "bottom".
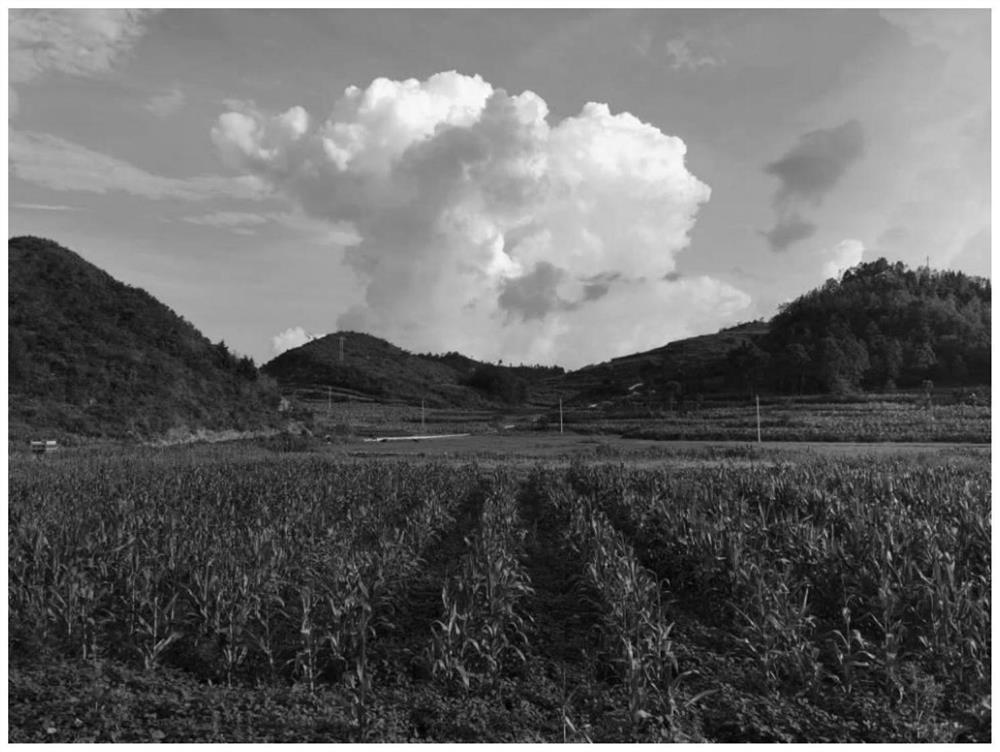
[{"left": 8, "top": 442, "right": 991, "bottom": 742}]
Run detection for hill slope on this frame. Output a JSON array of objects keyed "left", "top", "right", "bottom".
[
  {"left": 763, "top": 259, "right": 990, "bottom": 393},
  {"left": 557, "top": 259, "right": 990, "bottom": 403},
  {"left": 262, "top": 332, "right": 485, "bottom": 408},
  {"left": 559, "top": 320, "right": 769, "bottom": 404},
  {"left": 9, "top": 236, "right": 282, "bottom": 440},
  {"left": 262, "top": 332, "right": 563, "bottom": 408}
]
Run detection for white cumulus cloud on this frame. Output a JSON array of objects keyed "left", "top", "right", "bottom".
[
  {"left": 272, "top": 326, "right": 320, "bottom": 355},
  {"left": 213, "top": 70, "right": 750, "bottom": 368},
  {"left": 820, "top": 239, "right": 865, "bottom": 281}
]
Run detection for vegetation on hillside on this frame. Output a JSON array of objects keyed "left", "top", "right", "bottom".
[
  {"left": 262, "top": 332, "right": 490, "bottom": 407},
  {"left": 8, "top": 236, "right": 281, "bottom": 439},
  {"left": 565, "top": 260, "right": 989, "bottom": 404},
  {"left": 263, "top": 333, "right": 564, "bottom": 408},
  {"left": 761, "top": 259, "right": 990, "bottom": 394}
]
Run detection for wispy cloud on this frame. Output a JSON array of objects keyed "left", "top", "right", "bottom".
[
  {"left": 178, "top": 208, "right": 361, "bottom": 244},
  {"left": 11, "top": 202, "right": 80, "bottom": 212},
  {"left": 10, "top": 9, "right": 158, "bottom": 83},
  {"left": 879, "top": 9, "right": 985, "bottom": 53},
  {"left": 180, "top": 211, "right": 268, "bottom": 235},
  {"left": 11, "top": 130, "right": 265, "bottom": 202},
  {"left": 634, "top": 26, "right": 725, "bottom": 72},
  {"left": 145, "top": 86, "right": 186, "bottom": 118},
  {"left": 267, "top": 211, "right": 361, "bottom": 246},
  {"left": 664, "top": 35, "right": 723, "bottom": 71}
]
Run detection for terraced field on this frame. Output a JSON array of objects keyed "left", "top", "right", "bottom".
[{"left": 8, "top": 447, "right": 990, "bottom": 742}]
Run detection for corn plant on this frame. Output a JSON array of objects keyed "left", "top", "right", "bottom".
[
  {"left": 431, "top": 478, "right": 534, "bottom": 691},
  {"left": 826, "top": 604, "right": 875, "bottom": 695},
  {"left": 553, "top": 487, "right": 685, "bottom": 737}
]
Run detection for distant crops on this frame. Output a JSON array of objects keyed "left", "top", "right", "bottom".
[
  {"left": 8, "top": 449, "right": 990, "bottom": 742},
  {"left": 575, "top": 400, "right": 989, "bottom": 444}
]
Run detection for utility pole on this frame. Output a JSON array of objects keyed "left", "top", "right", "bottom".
[
  {"left": 559, "top": 397, "right": 564, "bottom": 435},
  {"left": 421, "top": 399, "right": 425, "bottom": 432},
  {"left": 339, "top": 336, "right": 345, "bottom": 363},
  {"left": 755, "top": 394, "right": 761, "bottom": 444},
  {"left": 328, "top": 385, "right": 332, "bottom": 414}
]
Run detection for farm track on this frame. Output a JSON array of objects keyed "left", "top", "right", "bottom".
[
  {"left": 373, "top": 483, "right": 488, "bottom": 682},
  {"left": 517, "top": 480, "right": 607, "bottom": 666},
  {"left": 514, "top": 478, "right": 621, "bottom": 737}
]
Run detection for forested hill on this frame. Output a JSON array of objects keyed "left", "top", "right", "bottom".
[
  {"left": 559, "top": 259, "right": 989, "bottom": 403},
  {"left": 9, "top": 236, "right": 282, "bottom": 440},
  {"left": 731, "top": 259, "right": 990, "bottom": 395},
  {"left": 261, "top": 332, "right": 564, "bottom": 407}
]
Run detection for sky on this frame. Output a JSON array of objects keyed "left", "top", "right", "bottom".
[{"left": 8, "top": 8, "right": 991, "bottom": 369}]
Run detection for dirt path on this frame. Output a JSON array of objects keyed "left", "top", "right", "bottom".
[{"left": 372, "top": 483, "right": 487, "bottom": 684}]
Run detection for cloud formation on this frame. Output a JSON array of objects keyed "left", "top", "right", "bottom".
[
  {"left": 213, "top": 71, "right": 751, "bottom": 367},
  {"left": 181, "top": 211, "right": 269, "bottom": 235},
  {"left": 179, "top": 208, "right": 361, "bottom": 244},
  {"left": 272, "top": 326, "right": 320, "bottom": 355},
  {"left": 11, "top": 130, "right": 265, "bottom": 201},
  {"left": 763, "top": 119, "right": 865, "bottom": 250},
  {"left": 10, "top": 9, "right": 157, "bottom": 83},
  {"left": 761, "top": 212, "right": 817, "bottom": 252},
  {"left": 664, "top": 35, "right": 724, "bottom": 71},
  {"left": 10, "top": 9, "right": 158, "bottom": 120},
  {"left": 873, "top": 11, "right": 988, "bottom": 275},
  {"left": 12, "top": 202, "right": 79, "bottom": 212},
  {"left": 820, "top": 239, "right": 864, "bottom": 280},
  {"left": 145, "top": 86, "right": 186, "bottom": 118}
]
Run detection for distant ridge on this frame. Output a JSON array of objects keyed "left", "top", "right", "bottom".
[
  {"left": 8, "top": 236, "right": 282, "bottom": 440},
  {"left": 262, "top": 331, "right": 563, "bottom": 408}
]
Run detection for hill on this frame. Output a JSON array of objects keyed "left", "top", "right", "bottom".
[
  {"left": 761, "top": 259, "right": 990, "bottom": 394},
  {"left": 558, "top": 320, "right": 769, "bottom": 405},
  {"left": 262, "top": 333, "right": 563, "bottom": 408},
  {"left": 556, "top": 259, "right": 990, "bottom": 405},
  {"left": 8, "top": 236, "right": 283, "bottom": 440}
]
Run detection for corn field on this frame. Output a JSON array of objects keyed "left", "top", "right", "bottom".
[{"left": 8, "top": 447, "right": 991, "bottom": 742}]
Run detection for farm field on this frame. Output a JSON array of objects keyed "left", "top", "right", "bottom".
[
  {"left": 296, "top": 391, "right": 991, "bottom": 445},
  {"left": 8, "top": 442, "right": 990, "bottom": 742}
]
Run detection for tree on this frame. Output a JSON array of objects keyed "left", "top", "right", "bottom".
[
  {"left": 780, "top": 342, "right": 812, "bottom": 394},
  {"left": 663, "top": 380, "right": 682, "bottom": 411},
  {"left": 727, "top": 342, "right": 770, "bottom": 396},
  {"left": 465, "top": 365, "right": 527, "bottom": 404},
  {"left": 818, "top": 336, "right": 851, "bottom": 393}
]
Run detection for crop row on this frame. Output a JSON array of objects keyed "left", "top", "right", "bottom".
[
  {"left": 9, "top": 456, "right": 480, "bottom": 700},
  {"left": 549, "top": 481, "right": 690, "bottom": 738},
  {"left": 429, "top": 472, "right": 534, "bottom": 690},
  {"left": 566, "top": 457, "right": 991, "bottom": 705}
]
